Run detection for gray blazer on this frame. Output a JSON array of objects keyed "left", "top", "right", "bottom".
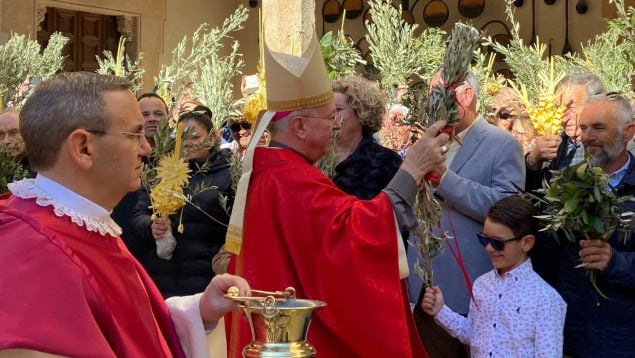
[{"left": 431, "top": 116, "right": 525, "bottom": 314}]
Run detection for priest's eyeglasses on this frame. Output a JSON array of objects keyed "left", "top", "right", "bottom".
[
  {"left": 303, "top": 114, "right": 344, "bottom": 126},
  {"left": 476, "top": 232, "right": 523, "bottom": 251},
  {"left": 86, "top": 129, "right": 146, "bottom": 144}
]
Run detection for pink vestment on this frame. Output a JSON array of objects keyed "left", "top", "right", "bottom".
[{"left": 0, "top": 194, "right": 185, "bottom": 357}]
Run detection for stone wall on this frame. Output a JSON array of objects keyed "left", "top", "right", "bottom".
[{"left": 0, "top": 0, "right": 631, "bottom": 93}]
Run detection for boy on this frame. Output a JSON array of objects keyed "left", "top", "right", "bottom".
[{"left": 422, "top": 196, "right": 566, "bottom": 357}]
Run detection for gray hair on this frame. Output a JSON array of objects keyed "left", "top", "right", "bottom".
[
  {"left": 268, "top": 110, "right": 303, "bottom": 135},
  {"left": 557, "top": 72, "right": 606, "bottom": 97},
  {"left": 462, "top": 70, "right": 480, "bottom": 99},
  {"left": 390, "top": 104, "right": 409, "bottom": 117},
  {"left": 585, "top": 92, "right": 633, "bottom": 129},
  {"left": 584, "top": 92, "right": 632, "bottom": 167},
  {"left": 434, "top": 67, "right": 480, "bottom": 98},
  {"left": 20, "top": 72, "right": 131, "bottom": 171}
]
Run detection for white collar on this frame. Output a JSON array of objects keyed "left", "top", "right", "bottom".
[
  {"left": 494, "top": 258, "right": 533, "bottom": 280},
  {"left": 608, "top": 154, "right": 631, "bottom": 189},
  {"left": 8, "top": 175, "right": 122, "bottom": 238}
]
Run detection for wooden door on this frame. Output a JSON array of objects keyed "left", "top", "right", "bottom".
[{"left": 37, "top": 8, "right": 120, "bottom": 72}]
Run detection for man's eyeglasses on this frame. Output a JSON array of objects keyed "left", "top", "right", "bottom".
[
  {"left": 303, "top": 114, "right": 344, "bottom": 126},
  {"left": 230, "top": 121, "right": 252, "bottom": 132},
  {"left": 86, "top": 129, "right": 147, "bottom": 144},
  {"left": 476, "top": 232, "right": 523, "bottom": 251}
]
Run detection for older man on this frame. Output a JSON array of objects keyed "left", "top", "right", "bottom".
[
  {"left": 525, "top": 73, "right": 606, "bottom": 192},
  {"left": 525, "top": 73, "right": 608, "bottom": 285},
  {"left": 226, "top": 25, "right": 449, "bottom": 355},
  {"left": 412, "top": 69, "right": 526, "bottom": 357},
  {"left": 555, "top": 92, "right": 635, "bottom": 357},
  {"left": 0, "top": 108, "right": 34, "bottom": 183},
  {"left": 0, "top": 109, "right": 24, "bottom": 159},
  {"left": 0, "top": 72, "right": 249, "bottom": 357}
]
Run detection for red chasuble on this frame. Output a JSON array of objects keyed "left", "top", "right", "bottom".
[
  {"left": 0, "top": 195, "right": 185, "bottom": 357},
  {"left": 228, "top": 147, "right": 426, "bottom": 357}
]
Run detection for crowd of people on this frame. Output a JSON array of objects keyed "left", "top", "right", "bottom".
[{"left": 0, "top": 16, "right": 634, "bottom": 358}]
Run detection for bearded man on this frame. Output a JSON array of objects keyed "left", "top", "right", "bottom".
[{"left": 554, "top": 92, "right": 635, "bottom": 357}]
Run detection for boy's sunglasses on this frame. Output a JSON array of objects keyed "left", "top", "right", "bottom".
[
  {"left": 476, "top": 232, "right": 522, "bottom": 251},
  {"left": 230, "top": 121, "right": 252, "bottom": 132}
]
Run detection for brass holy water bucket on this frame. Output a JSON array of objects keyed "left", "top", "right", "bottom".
[{"left": 226, "top": 287, "right": 326, "bottom": 357}]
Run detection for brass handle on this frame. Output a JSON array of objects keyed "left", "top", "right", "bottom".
[{"left": 224, "top": 286, "right": 296, "bottom": 302}]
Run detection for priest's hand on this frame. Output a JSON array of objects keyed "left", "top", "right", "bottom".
[
  {"left": 526, "top": 134, "right": 561, "bottom": 170},
  {"left": 151, "top": 217, "right": 171, "bottom": 240},
  {"left": 401, "top": 120, "right": 449, "bottom": 182},
  {"left": 199, "top": 274, "right": 251, "bottom": 324},
  {"left": 579, "top": 239, "right": 613, "bottom": 271},
  {"left": 421, "top": 286, "right": 444, "bottom": 316}
]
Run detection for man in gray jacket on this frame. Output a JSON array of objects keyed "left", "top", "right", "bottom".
[{"left": 412, "top": 70, "right": 526, "bottom": 357}]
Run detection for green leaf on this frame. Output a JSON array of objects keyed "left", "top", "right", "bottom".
[
  {"left": 594, "top": 185, "right": 602, "bottom": 202},
  {"left": 592, "top": 216, "right": 605, "bottom": 233},
  {"left": 564, "top": 198, "right": 580, "bottom": 213},
  {"left": 564, "top": 182, "right": 578, "bottom": 194},
  {"left": 320, "top": 31, "right": 333, "bottom": 46},
  {"left": 590, "top": 270, "right": 611, "bottom": 300}
]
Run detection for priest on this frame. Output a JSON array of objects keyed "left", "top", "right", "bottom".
[{"left": 225, "top": 2, "right": 449, "bottom": 356}]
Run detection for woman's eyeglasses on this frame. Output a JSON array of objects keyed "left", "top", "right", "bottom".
[
  {"left": 230, "top": 121, "right": 252, "bottom": 132},
  {"left": 178, "top": 110, "right": 209, "bottom": 119},
  {"left": 476, "top": 232, "right": 523, "bottom": 251}
]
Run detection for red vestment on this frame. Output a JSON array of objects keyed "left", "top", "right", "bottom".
[
  {"left": 0, "top": 194, "right": 185, "bottom": 357},
  {"left": 228, "top": 147, "right": 426, "bottom": 357}
]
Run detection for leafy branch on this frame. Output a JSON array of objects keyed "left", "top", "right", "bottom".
[
  {"left": 155, "top": 5, "right": 249, "bottom": 130},
  {"left": 366, "top": 0, "right": 445, "bottom": 92},
  {"left": 0, "top": 32, "right": 68, "bottom": 108},
  {"left": 486, "top": 2, "right": 564, "bottom": 103},
  {"left": 320, "top": 31, "right": 366, "bottom": 80},
  {"left": 424, "top": 22, "right": 481, "bottom": 127},
  {"left": 96, "top": 37, "right": 145, "bottom": 93},
  {"left": 0, "top": 146, "right": 28, "bottom": 193},
  {"left": 564, "top": 0, "right": 634, "bottom": 94},
  {"left": 529, "top": 160, "right": 635, "bottom": 298}
]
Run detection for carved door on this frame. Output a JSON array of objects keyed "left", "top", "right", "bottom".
[{"left": 37, "top": 8, "right": 120, "bottom": 72}]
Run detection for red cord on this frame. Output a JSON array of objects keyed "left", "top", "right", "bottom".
[{"left": 443, "top": 212, "right": 478, "bottom": 310}]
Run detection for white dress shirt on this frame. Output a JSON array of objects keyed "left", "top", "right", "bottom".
[
  {"left": 443, "top": 115, "right": 480, "bottom": 168},
  {"left": 608, "top": 154, "right": 631, "bottom": 189},
  {"left": 434, "top": 259, "right": 566, "bottom": 358}
]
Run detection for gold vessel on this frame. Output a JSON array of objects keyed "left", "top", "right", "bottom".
[{"left": 226, "top": 287, "right": 326, "bottom": 357}]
